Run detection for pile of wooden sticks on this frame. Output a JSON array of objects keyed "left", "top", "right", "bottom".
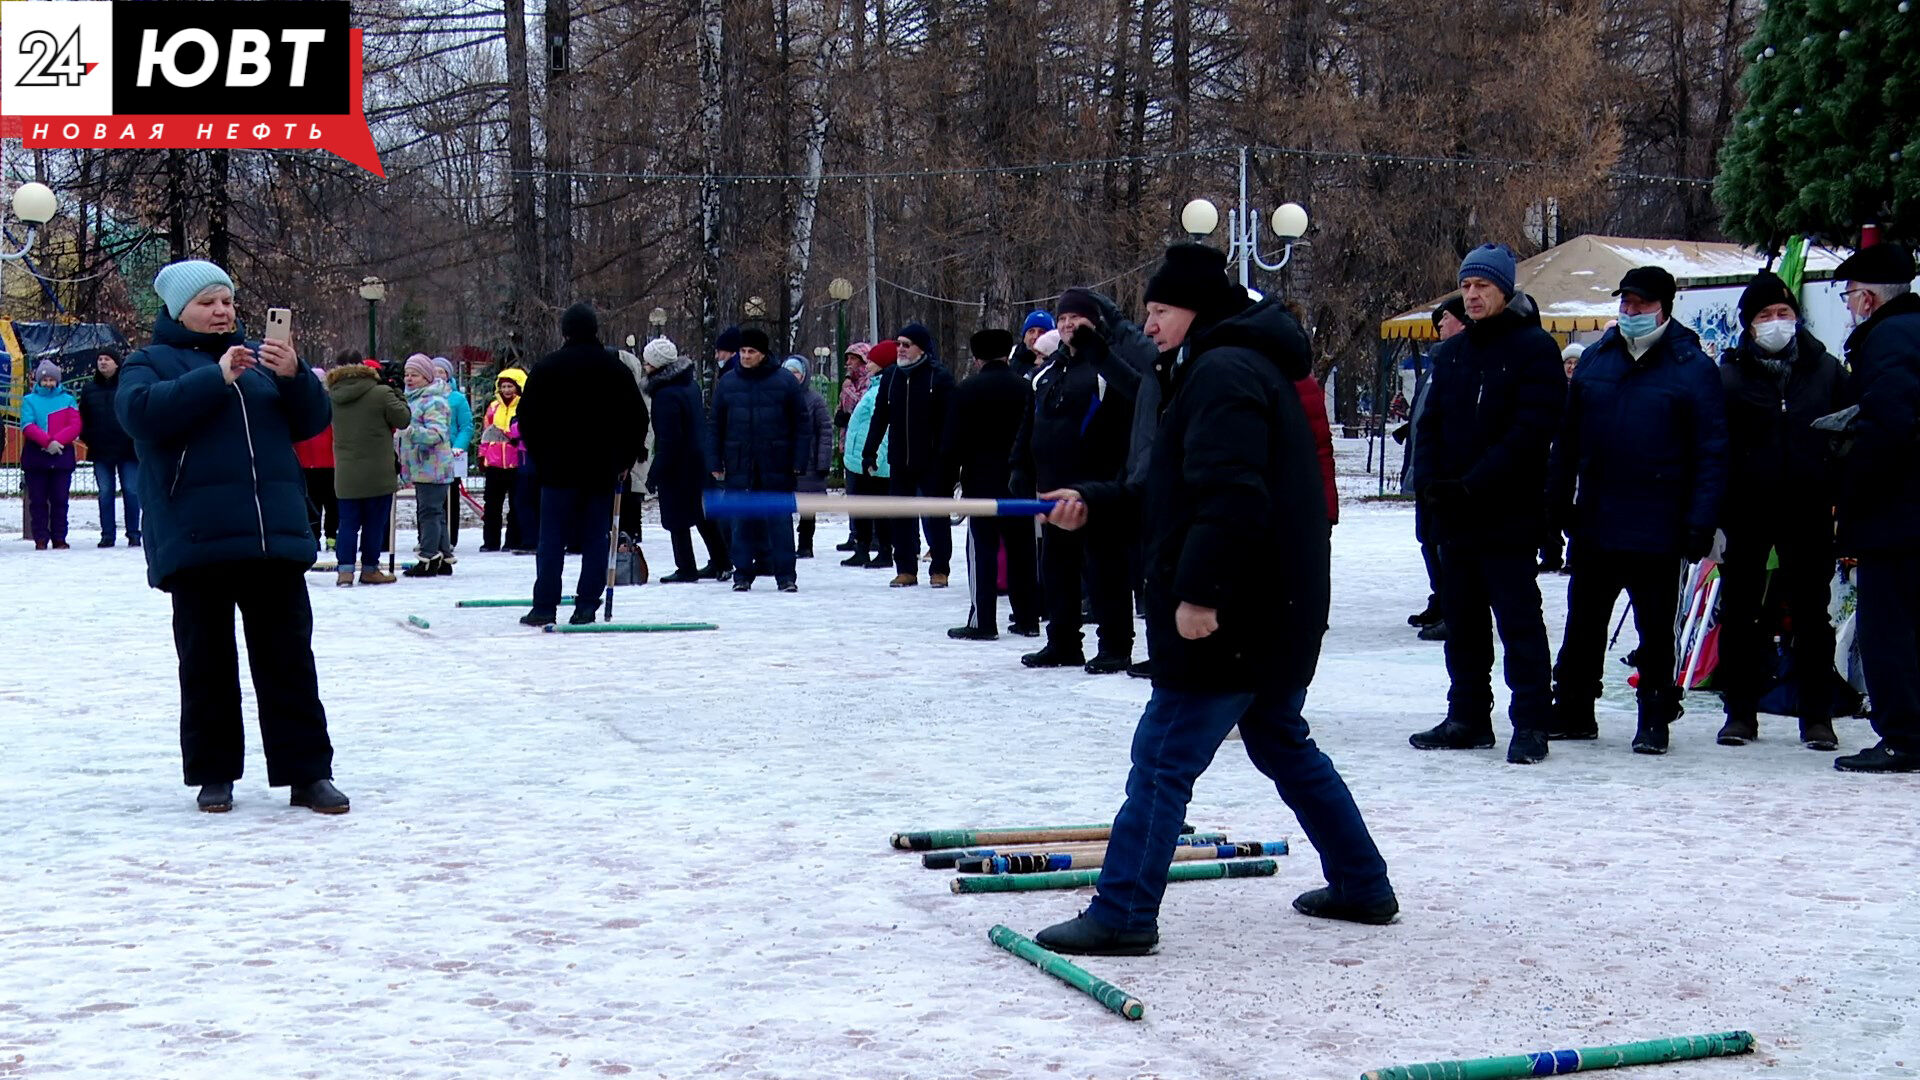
[{"left": 891, "top": 821, "right": 1286, "bottom": 894}]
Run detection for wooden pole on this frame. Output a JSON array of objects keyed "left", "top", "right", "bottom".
[
  {"left": 544, "top": 622, "right": 719, "bottom": 634},
  {"left": 1360, "top": 1031, "right": 1755, "bottom": 1080},
  {"left": 987, "top": 925, "right": 1144, "bottom": 1021},
  {"left": 958, "top": 840, "right": 1288, "bottom": 875},
  {"left": 951, "top": 858, "right": 1279, "bottom": 894},
  {"left": 920, "top": 832, "right": 1229, "bottom": 869},
  {"left": 604, "top": 484, "right": 623, "bottom": 621},
  {"left": 893, "top": 823, "right": 1195, "bottom": 851}
]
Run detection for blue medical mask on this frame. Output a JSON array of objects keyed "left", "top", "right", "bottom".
[{"left": 1617, "top": 313, "right": 1660, "bottom": 339}]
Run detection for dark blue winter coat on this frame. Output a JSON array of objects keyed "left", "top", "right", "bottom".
[
  {"left": 117, "top": 313, "right": 332, "bottom": 590},
  {"left": 862, "top": 357, "right": 956, "bottom": 473},
  {"left": 709, "top": 358, "right": 809, "bottom": 491},
  {"left": 1836, "top": 292, "right": 1920, "bottom": 555},
  {"left": 646, "top": 362, "right": 714, "bottom": 532},
  {"left": 1412, "top": 306, "right": 1566, "bottom": 547},
  {"left": 1549, "top": 319, "right": 1728, "bottom": 556}
]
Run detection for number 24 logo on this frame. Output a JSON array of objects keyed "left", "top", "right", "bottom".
[{"left": 17, "top": 28, "right": 89, "bottom": 88}]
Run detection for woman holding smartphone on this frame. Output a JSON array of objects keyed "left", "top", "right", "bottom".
[{"left": 116, "top": 259, "right": 350, "bottom": 816}]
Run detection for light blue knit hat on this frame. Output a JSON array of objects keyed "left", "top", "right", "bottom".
[{"left": 153, "top": 260, "right": 236, "bottom": 318}]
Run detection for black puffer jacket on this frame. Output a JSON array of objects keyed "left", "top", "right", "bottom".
[
  {"left": 1013, "top": 327, "right": 1143, "bottom": 493},
  {"left": 79, "top": 369, "right": 136, "bottom": 464},
  {"left": 943, "top": 358, "right": 1031, "bottom": 497},
  {"left": 517, "top": 339, "right": 648, "bottom": 491},
  {"left": 710, "top": 359, "right": 809, "bottom": 491},
  {"left": 1719, "top": 327, "right": 1849, "bottom": 525},
  {"left": 1837, "top": 292, "right": 1920, "bottom": 555},
  {"left": 1086, "top": 299, "right": 1326, "bottom": 693},
  {"left": 863, "top": 357, "right": 956, "bottom": 473}
]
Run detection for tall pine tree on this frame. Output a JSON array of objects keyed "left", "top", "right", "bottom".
[{"left": 1717, "top": 0, "right": 1920, "bottom": 247}]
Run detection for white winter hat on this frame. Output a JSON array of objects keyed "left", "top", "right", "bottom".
[
  {"left": 642, "top": 336, "right": 679, "bottom": 370},
  {"left": 1034, "top": 328, "right": 1061, "bottom": 357},
  {"left": 1561, "top": 342, "right": 1586, "bottom": 361}
]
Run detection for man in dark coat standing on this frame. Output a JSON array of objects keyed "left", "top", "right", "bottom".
[
  {"left": 1410, "top": 244, "right": 1566, "bottom": 764},
  {"left": 1546, "top": 267, "right": 1728, "bottom": 756},
  {"left": 1012, "top": 288, "right": 1145, "bottom": 674},
  {"left": 80, "top": 346, "right": 141, "bottom": 547},
  {"left": 643, "top": 338, "right": 727, "bottom": 583},
  {"left": 863, "top": 322, "right": 957, "bottom": 588},
  {"left": 1714, "top": 271, "right": 1850, "bottom": 751},
  {"left": 782, "top": 356, "right": 836, "bottom": 558},
  {"left": 944, "top": 328, "right": 1041, "bottom": 641},
  {"left": 1031, "top": 243, "right": 1394, "bottom": 956},
  {"left": 710, "top": 328, "right": 809, "bottom": 592},
  {"left": 1830, "top": 244, "right": 1920, "bottom": 773},
  {"left": 516, "top": 303, "right": 648, "bottom": 626}
]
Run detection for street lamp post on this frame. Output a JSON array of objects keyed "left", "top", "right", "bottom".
[
  {"left": 1180, "top": 148, "right": 1309, "bottom": 290},
  {"left": 743, "top": 295, "right": 767, "bottom": 322},
  {"left": 0, "top": 183, "right": 59, "bottom": 263},
  {"left": 358, "top": 276, "right": 387, "bottom": 361},
  {"left": 649, "top": 306, "right": 668, "bottom": 345},
  {"left": 827, "top": 277, "right": 853, "bottom": 392}
]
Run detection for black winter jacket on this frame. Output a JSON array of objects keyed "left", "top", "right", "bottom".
[
  {"left": 863, "top": 357, "right": 956, "bottom": 474},
  {"left": 1013, "top": 328, "right": 1143, "bottom": 493},
  {"left": 943, "top": 359, "right": 1031, "bottom": 497},
  {"left": 79, "top": 370, "right": 136, "bottom": 464},
  {"left": 1837, "top": 292, "right": 1920, "bottom": 555},
  {"left": 117, "top": 313, "right": 332, "bottom": 590},
  {"left": 1550, "top": 320, "right": 1727, "bottom": 556},
  {"left": 646, "top": 363, "right": 713, "bottom": 531},
  {"left": 1718, "top": 328, "right": 1849, "bottom": 526},
  {"left": 1413, "top": 306, "right": 1565, "bottom": 547},
  {"left": 710, "top": 359, "right": 809, "bottom": 491},
  {"left": 796, "top": 385, "right": 835, "bottom": 493},
  {"left": 518, "top": 339, "right": 648, "bottom": 491},
  {"left": 1085, "top": 299, "right": 1327, "bottom": 693}
]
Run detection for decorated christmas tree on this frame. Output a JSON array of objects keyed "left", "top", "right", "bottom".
[{"left": 1716, "top": 0, "right": 1920, "bottom": 247}]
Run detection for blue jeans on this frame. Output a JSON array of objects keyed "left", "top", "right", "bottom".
[
  {"left": 337, "top": 495, "right": 393, "bottom": 569},
  {"left": 533, "top": 486, "right": 615, "bottom": 616},
  {"left": 729, "top": 499, "right": 797, "bottom": 583},
  {"left": 94, "top": 460, "right": 141, "bottom": 541},
  {"left": 1087, "top": 685, "right": 1392, "bottom": 934}
]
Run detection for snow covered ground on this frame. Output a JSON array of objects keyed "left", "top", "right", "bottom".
[{"left": 2, "top": 441, "right": 1915, "bottom": 1079}]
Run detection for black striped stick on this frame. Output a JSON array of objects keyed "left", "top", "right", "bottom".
[
  {"left": 920, "top": 832, "right": 1232, "bottom": 870},
  {"left": 958, "top": 840, "right": 1288, "bottom": 875}
]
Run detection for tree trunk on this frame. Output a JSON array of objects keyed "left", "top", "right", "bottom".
[
  {"left": 697, "top": 0, "right": 727, "bottom": 388},
  {"left": 208, "top": 149, "right": 230, "bottom": 268},
  {"left": 503, "top": 0, "right": 542, "bottom": 361},
  {"left": 784, "top": 0, "right": 840, "bottom": 355},
  {"left": 166, "top": 150, "right": 187, "bottom": 261}
]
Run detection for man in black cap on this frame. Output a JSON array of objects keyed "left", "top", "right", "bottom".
[
  {"left": 1012, "top": 288, "right": 1144, "bottom": 674},
  {"left": 1031, "top": 243, "right": 1393, "bottom": 956},
  {"left": 713, "top": 326, "right": 743, "bottom": 385},
  {"left": 1714, "top": 270, "right": 1849, "bottom": 751},
  {"left": 863, "top": 322, "right": 957, "bottom": 587},
  {"left": 1830, "top": 243, "right": 1920, "bottom": 773},
  {"left": 1409, "top": 244, "right": 1565, "bottom": 764},
  {"left": 943, "top": 328, "right": 1041, "bottom": 641},
  {"left": 1545, "top": 265, "right": 1727, "bottom": 755},
  {"left": 516, "top": 303, "right": 650, "bottom": 626},
  {"left": 710, "top": 326, "right": 809, "bottom": 592}
]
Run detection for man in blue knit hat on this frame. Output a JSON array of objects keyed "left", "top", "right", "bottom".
[
  {"left": 1012, "top": 310, "right": 1055, "bottom": 380},
  {"left": 1408, "top": 243, "right": 1566, "bottom": 765}
]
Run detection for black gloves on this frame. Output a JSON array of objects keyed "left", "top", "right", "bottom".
[
  {"left": 1684, "top": 527, "right": 1716, "bottom": 563},
  {"left": 1069, "top": 325, "right": 1107, "bottom": 361},
  {"left": 1426, "top": 478, "right": 1469, "bottom": 511}
]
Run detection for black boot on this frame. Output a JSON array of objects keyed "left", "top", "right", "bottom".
[
  {"left": 1833, "top": 742, "right": 1920, "bottom": 773},
  {"left": 568, "top": 606, "right": 598, "bottom": 625},
  {"left": 403, "top": 555, "right": 441, "bottom": 578},
  {"left": 660, "top": 569, "right": 702, "bottom": 583},
  {"left": 1716, "top": 709, "right": 1758, "bottom": 746},
  {"left": 196, "top": 781, "right": 234, "bottom": 813},
  {"left": 1408, "top": 718, "right": 1495, "bottom": 750},
  {"left": 1021, "top": 643, "right": 1086, "bottom": 669},
  {"left": 839, "top": 552, "right": 870, "bottom": 567},
  {"left": 1633, "top": 688, "right": 1682, "bottom": 755},
  {"left": 1084, "top": 650, "right": 1132, "bottom": 675},
  {"left": 948, "top": 626, "right": 998, "bottom": 641},
  {"left": 1126, "top": 659, "right": 1153, "bottom": 679},
  {"left": 1416, "top": 619, "right": 1449, "bottom": 642},
  {"left": 835, "top": 538, "right": 859, "bottom": 552},
  {"left": 1800, "top": 717, "right": 1839, "bottom": 752},
  {"left": 1407, "top": 600, "right": 1441, "bottom": 627},
  {"left": 290, "top": 779, "right": 350, "bottom": 814},
  {"left": 1506, "top": 728, "right": 1550, "bottom": 765},
  {"left": 519, "top": 610, "right": 556, "bottom": 627},
  {"left": 1547, "top": 693, "right": 1599, "bottom": 740},
  {"left": 1292, "top": 886, "right": 1399, "bottom": 925},
  {"left": 1007, "top": 621, "right": 1042, "bottom": 638},
  {"left": 1033, "top": 913, "right": 1157, "bottom": 956}
]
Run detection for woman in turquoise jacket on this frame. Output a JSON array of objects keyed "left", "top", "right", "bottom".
[
  {"left": 20, "top": 360, "right": 81, "bottom": 548},
  {"left": 840, "top": 342, "right": 894, "bottom": 568}
]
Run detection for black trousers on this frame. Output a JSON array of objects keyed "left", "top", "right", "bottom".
[
  {"left": 303, "top": 467, "right": 337, "bottom": 541},
  {"left": 797, "top": 513, "right": 816, "bottom": 552},
  {"left": 171, "top": 562, "right": 334, "bottom": 787},
  {"left": 889, "top": 466, "right": 952, "bottom": 576},
  {"left": 965, "top": 515, "right": 1041, "bottom": 633},
  {"left": 483, "top": 466, "right": 519, "bottom": 549},
  {"left": 1553, "top": 546, "right": 1683, "bottom": 705},
  {"left": 1043, "top": 520, "right": 1133, "bottom": 654},
  {"left": 1856, "top": 552, "right": 1920, "bottom": 753},
  {"left": 1440, "top": 543, "right": 1552, "bottom": 730},
  {"left": 698, "top": 518, "right": 732, "bottom": 571},
  {"left": 619, "top": 488, "right": 646, "bottom": 541},
  {"left": 849, "top": 473, "right": 893, "bottom": 560},
  {"left": 1718, "top": 514, "right": 1835, "bottom": 721}
]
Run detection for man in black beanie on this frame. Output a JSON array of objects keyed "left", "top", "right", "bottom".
[
  {"left": 863, "top": 322, "right": 957, "bottom": 587},
  {"left": 944, "top": 328, "right": 1041, "bottom": 640},
  {"left": 516, "top": 302, "right": 649, "bottom": 626},
  {"left": 1714, "top": 270, "right": 1849, "bottom": 751},
  {"left": 710, "top": 326, "right": 809, "bottom": 591},
  {"left": 1011, "top": 288, "right": 1144, "bottom": 673},
  {"left": 1830, "top": 243, "right": 1920, "bottom": 773},
  {"left": 1030, "top": 243, "right": 1393, "bottom": 956}
]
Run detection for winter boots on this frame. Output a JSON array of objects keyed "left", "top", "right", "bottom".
[
  {"left": 404, "top": 555, "right": 443, "bottom": 578},
  {"left": 840, "top": 553, "right": 871, "bottom": 567},
  {"left": 1547, "top": 693, "right": 1599, "bottom": 740},
  {"left": 1633, "top": 688, "right": 1683, "bottom": 755},
  {"left": 1033, "top": 913, "right": 1157, "bottom": 957},
  {"left": 929, "top": 574, "right": 950, "bottom": 588},
  {"left": 889, "top": 574, "right": 918, "bottom": 588},
  {"left": 1008, "top": 621, "right": 1042, "bottom": 638},
  {"left": 1021, "top": 643, "right": 1086, "bottom": 669},
  {"left": 1408, "top": 718, "right": 1496, "bottom": 750},
  {"left": 336, "top": 570, "right": 355, "bottom": 588},
  {"left": 1833, "top": 742, "right": 1920, "bottom": 773},
  {"left": 659, "top": 569, "right": 702, "bottom": 583},
  {"left": 196, "top": 782, "right": 234, "bottom": 813},
  {"left": 1085, "top": 651, "right": 1133, "bottom": 676},
  {"left": 1407, "top": 600, "right": 1442, "bottom": 627},
  {"left": 948, "top": 626, "right": 998, "bottom": 641},
  {"left": 359, "top": 567, "right": 397, "bottom": 585},
  {"left": 1506, "top": 728, "right": 1550, "bottom": 765},
  {"left": 1716, "top": 710, "right": 1759, "bottom": 746},
  {"left": 1800, "top": 718, "right": 1839, "bottom": 752},
  {"left": 290, "top": 779, "right": 350, "bottom": 814},
  {"left": 1417, "top": 620, "right": 1449, "bottom": 642},
  {"left": 1292, "top": 886, "right": 1400, "bottom": 926}
]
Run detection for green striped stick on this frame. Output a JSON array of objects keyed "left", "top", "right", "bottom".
[
  {"left": 987, "top": 925, "right": 1144, "bottom": 1021},
  {"left": 951, "top": 858, "right": 1278, "bottom": 894},
  {"left": 921, "top": 832, "right": 1231, "bottom": 869},
  {"left": 1361, "top": 1031, "right": 1755, "bottom": 1080},
  {"left": 404, "top": 615, "right": 431, "bottom": 630},
  {"left": 455, "top": 597, "right": 577, "bottom": 608},
  {"left": 960, "top": 840, "right": 1288, "bottom": 875},
  {"left": 544, "top": 622, "right": 719, "bottom": 634},
  {"left": 892, "top": 823, "right": 1194, "bottom": 851}
]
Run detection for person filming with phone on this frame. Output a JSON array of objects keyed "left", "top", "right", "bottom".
[{"left": 117, "top": 259, "right": 351, "bottom": 816}]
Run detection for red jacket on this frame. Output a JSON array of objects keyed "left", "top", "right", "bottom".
[
  {"left": 294, "top": 425, "right": 334, "bottom": 468},
  {"left": 1294, "top": 376, "right": 1337, "bottom": 525}
]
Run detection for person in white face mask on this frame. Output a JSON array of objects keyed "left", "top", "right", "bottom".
[{"left": 1713, "top": 270, "right": 1850, "bottom": 752}]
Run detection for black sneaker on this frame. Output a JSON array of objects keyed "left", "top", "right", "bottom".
[
  {"left": 568, "top": 608, "right": 598, "bottom": 625},
  {"left": 1008, "top": 621, "right": 1042, "bottom": 638},
  {"left": 1834, "top": 742, "right": 1920, "bottom": 773},
  {"left": 1506, "top": 728, "right": 1550, "bottom": 765},
  {"left": 97, "top": 537, "right": 115, "bottom": 548},
  {"left": 1292, "top": 887, "right": 1399, "bottom": 925},
  {"left": 732, "top": 577, "right": 753, "bottom": 592},
  {"left": 290, "top": 779, "right": 350, "bottom": 815},
  {"left": 1408, "top": 719, "right": 1496, "bottom": 750},
  {"left": 1033, "top": 913, "right": 1157, "bottom": 957},
  {"left": 948, "top": 626, "right": 998, "bottom": 641},
  {"left": 840, "top": 553, "right": 870, "bottom": 567},
  {"left": 659, "top": 569, "right": 702, "bottom": 583},
  {"left": 519, "top": 611, "right": 556, "bottom": 627},
  {"left": 699, "top": 564, "right": 732, "bottom": 581},
  {"left": 778, "top": 579, "right": 798, "bottom": 593},
  {"left": 1021, "top": 644, "right": 1086, "bottom": 669},
  {"left": 1085, "top": 651, "right": 1132, "bottom": 675},
  {"left": 1126, "top": 660, "right": 1152, "bottom": 679},
  {"left": 835, "top": 540, "right": 859, "bottom": 552},
  {"left": 196, "top": 781, "right": 234, "bottom": 813}
]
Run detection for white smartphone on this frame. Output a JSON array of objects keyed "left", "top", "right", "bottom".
[{"left": 264, "top": 307, "right": 293, "bottom": 343}]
